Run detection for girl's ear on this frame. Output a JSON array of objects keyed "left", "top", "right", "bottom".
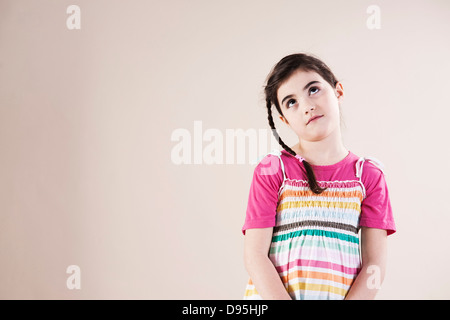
[
  {"left": 335, "top": 81, "right": 344, "bottom": 100},
  {"left": 279, "top": 115, "right": 289, "bottom": 125}
]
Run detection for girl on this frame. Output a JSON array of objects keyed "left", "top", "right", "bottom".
[{"left": 242, "top": 53, "right": 396, "bottom": 300}]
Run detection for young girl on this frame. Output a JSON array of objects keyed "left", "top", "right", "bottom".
[{"left": 242, "top": 53, "right": 396, "bottom": 300}]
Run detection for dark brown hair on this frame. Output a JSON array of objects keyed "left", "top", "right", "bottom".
[{"left": 264, "top": 53, "right": 340, "bottom": 194}]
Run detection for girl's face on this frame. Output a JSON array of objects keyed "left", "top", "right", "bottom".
[{"left": 277, "top": 69, "right": 344, "bottom": 142}]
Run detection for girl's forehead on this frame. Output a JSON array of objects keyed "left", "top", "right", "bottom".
[{"left": 281, "top": 69, "right": 321, "bottom": 87}]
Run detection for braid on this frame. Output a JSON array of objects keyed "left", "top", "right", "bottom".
[
  {"left": 266, "top": 99, "right": 328, "bottom": 195},
  {"left": 302, "top": 160, "right": 328, "bottom": 194},
  {"left": 266, "top": 100, "right": 296, "bottom": 156}
]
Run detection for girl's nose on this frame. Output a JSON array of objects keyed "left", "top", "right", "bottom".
[{"left": 305, "top": 105, "right": 316, "bottom": 114}]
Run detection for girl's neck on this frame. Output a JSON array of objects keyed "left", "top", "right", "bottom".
[{"left": 291, "top": 142, "right": 349, "bottom": 166}]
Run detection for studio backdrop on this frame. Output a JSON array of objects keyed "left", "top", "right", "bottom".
[{"left": 1, "top": 0, "right": 449, "bottom": 299}]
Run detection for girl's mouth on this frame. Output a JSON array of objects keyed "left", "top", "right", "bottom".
[{"left": 307, "top": 115, "right": 323, "bottom": 125}]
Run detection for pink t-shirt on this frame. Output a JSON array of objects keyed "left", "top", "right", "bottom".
[{"left": 242, "top": 149, "right": 396, "bottom": 236}]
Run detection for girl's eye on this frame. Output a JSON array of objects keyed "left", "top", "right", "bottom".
[
  {"left": 286, "top": 87, "right": 320, "bottom": 108},
  {"left": 309, "top": 86, "right": 320, "bottom": 95},
  {"left": 287, "top": 99, "right": 297, "bottom": 108}
]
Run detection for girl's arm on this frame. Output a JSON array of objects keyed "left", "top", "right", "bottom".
[
  {"left": 244, "top": 227, "right": 292, "bottom": 300},
  {"left": 345, "top": 227, "right": 388, "bottom": 300}
]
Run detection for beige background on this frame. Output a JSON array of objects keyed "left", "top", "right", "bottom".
[{"left": 1, "top": 0, "right": 449, "bottom": 299}]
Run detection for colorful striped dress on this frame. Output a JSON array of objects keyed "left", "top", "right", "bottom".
[{"left": 242, "top": 149, "right": 396, "bottom": 300}]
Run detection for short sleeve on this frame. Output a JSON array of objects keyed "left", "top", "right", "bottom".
[
  {"left": 359, "top": 162, "right": 396, "bottom": 235},
  {"left": 241, "top": 154, "right": 283, "bottom": 235}
]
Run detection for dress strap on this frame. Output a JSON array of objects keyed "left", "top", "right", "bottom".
[
  {"left": 355, "top": 156, "right": 385, "bottom": 200},
  {"left": 266, "top": 149, "right": 287, "bottom": 197}
]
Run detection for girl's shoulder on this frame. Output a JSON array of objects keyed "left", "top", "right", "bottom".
[
  {"left": 252, "top": 149, "right": 285, "bottom": 180},
  {"left": 355, "top": 155, "right": 386, "bottom": 177},
  {"left": 355, "top": 155, "right": 389, "bottom": 196}
]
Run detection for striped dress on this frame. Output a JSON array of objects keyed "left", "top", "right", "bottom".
[{"left": 243, "top": 149, "right": 390, "bottom": 300}]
